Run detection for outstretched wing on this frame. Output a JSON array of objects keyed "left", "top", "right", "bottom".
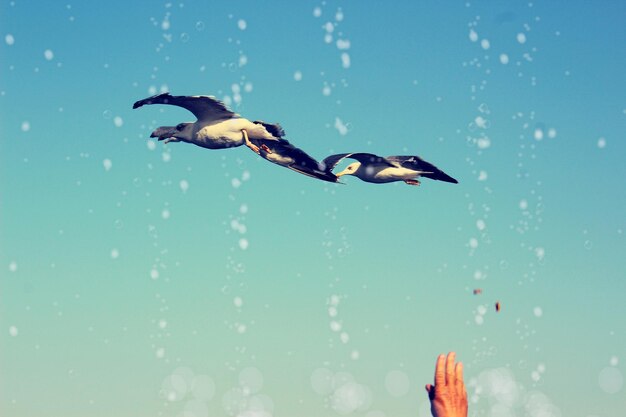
[
  {"left": 253, "top": 138, "right": 339, "bottom": 183},
  {"left": 322, "top": 152, "right": 396, "bottom": 171},
  {"left": 132, "top": 93, "right": 237, "bottom": 122},
  {"left": 386, "top": 155, "right": 458, "bottom": 183},
  {"left": 321, "top": 153, "right": 353, "bottom": 172}
]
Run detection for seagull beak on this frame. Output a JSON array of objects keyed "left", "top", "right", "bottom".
[{"left": 335, "top": 170, "right": 347, "bottom": 178}]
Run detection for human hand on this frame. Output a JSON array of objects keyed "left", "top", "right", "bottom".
[{"left": 425, "top": 352, "right": 468, "bottom": 417}]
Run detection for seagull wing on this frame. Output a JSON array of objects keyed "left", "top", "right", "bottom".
[
  {"left": 348, "top": 153, "right": 397, "bottom": 167},
  {"left": 132, "top": 93, "right": 237, "bottom": 122},
  {"left": 322, "top": 152, "right": 396, "bottom": 171},
  {"left": 386, "top": 155, "right": 459, "bottom": 183},
  {"left": 253, "top": 138, "right": 339, "bottom": 183},
  {"left": 321, "top": 153, "right": 354, "bottom": 172}
]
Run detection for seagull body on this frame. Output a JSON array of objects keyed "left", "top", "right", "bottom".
[
  {"left": 133, "top": 93, "right": 280, "bottom": 151},
  {"left": 322, "top": 152, "right": 458, "bottom": 186}
]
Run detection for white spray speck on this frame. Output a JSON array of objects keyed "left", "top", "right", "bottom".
[
  {"left": 161, "top": 209, "right": 170, "bottom": 219},
  {"left": 294, "top": 70, "right": 303, "bottom": 81},
  {"left": 147, "top": 140, "right": 156, "bottom": 151},
  {"left": 336, "top": 39, "right": 351, "bottom": 50},
  {"left": 517, "top": 33, "right": 527, "bottom": 44},
  {"left": 313, "top": 7, "right": 322, "bottom": 17},
  {"left": 232, "top": 178, "right": 242, "bottom": 188},
  {"left": 534, "top": 128, "right": 543, "bottom": 140},
  {"left": 113, "top": 116, "right": 123, "bottom": 127},
  {"left": 158, "top": 320, "right": 167, "bottom": 329},
  {"left": 330, "top": 321, "right": 342, "bottom": 332},
  {"left": 5, "top": 34, "right": 15, "bottom": 45},
  {"left": 334, "top": 117, "right": 348, "bottom": 135},
  {"left": 110, "top": 248, "right": 119, "bottom": 259},
  {"left": 103, "top": 159, "right": 112, "bottom": 171},
  {"left": 476, "top": 137, "right": 491, "bottom": 149},
  {"left": 239, "top": 238, "right": 249, "bottom": 250},
  {"left": 233, "top": 297, "right": 243, "bottom": 307},
  {"left": 9, "top": 326, "right": 18, "bottom": 337},
  {"left": 44, "top": 49, "right": 54, "bottom": 60},
  {"left": 239, "top": 204, "right": 248, "bottom": 214},
  {"left": 237, "top": 19, "right": 247, "bottom": 30},
  {"left": 21, "top": 121, "right": 31, "bottom": 132},
  {"left": 598, "top": 367, "right": 623, "bottom": 394},
  {"left": 335, "top": 9, "right": 344, "bottom": 21},
  {"left": 499, "top": 54, "right": 509, "bottom": 64},
  {"left": 469, "top": 29, "right": 478, "bottom": 42},
  {"left": 597, "top": 137, "right": 606, "bottom": 148},
  {"left": 533, "top": 307, "right": 543, "bottom": 317},
  {"left": 324, "top": 22, "right": 334, "bottom": 33},
  {"left": 241, "top": 170, "right": 251, "bottom": 181},
  {"left": 179, "top": 180, "right": 189, "bottom": 192},
  {"left": 150, "top": 269, "right": 159, "bottom": 280},
  {"left": 341, "top": 52, "right": 351, "bottom": 68},
  {"left": 535, "top": 247, "right": 545, "bottom": 260},
  {"left": 9, "top": 261, "right": 17, "bottom": 272},
  {"left": 469, "top": 238, "right": 478, "bottom": 248},
  {"left": 476, "top": 219, "right": 486, "bottom": 231},
  {"left": 547, "top": 128, "right": 557, "bottom": 138},
  {"left": 519, "top": 199, "right": 528, "bottom": 210},
  {"left": 478, "top": 170, "right": 488, "bottom": 181},
  {"left": 480, "top": 39, "right": 490, "bottom": 50},
  {"left": 156, "top": 347, "right": 165, "bottom": 358}
]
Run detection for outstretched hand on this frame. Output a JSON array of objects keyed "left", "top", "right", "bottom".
[{"left": 425, "top": 352, "right": 468, "bottom": 417}]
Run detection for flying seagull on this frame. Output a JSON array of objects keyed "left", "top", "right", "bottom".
[
  {"left": 133, "top": 93, "right": 280, "bottom": 154},
  {"left": 321, "top": 152, "right": 458, "bottom": 186},
  {"left": 134, "top": 92, "right": 337, "bottom": 183},
  {"left": 251, "top": 138, "right": 339, "bottom": 183}
]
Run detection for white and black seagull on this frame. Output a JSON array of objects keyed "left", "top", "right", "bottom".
[
  {"left": 133, "top": 93, "right": 280, "bottom": 154},
  {"left": 133, "top": 93, "right": 339, "bottom": 183},
  {"left": 321, "top": 152, "right": 458, "bottom": 186}
]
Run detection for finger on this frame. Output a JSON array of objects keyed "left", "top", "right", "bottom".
[
  {"left": 446, "top": 352, "right": 456, "bottom": 385},
  {"left": 425, "top": 384, "right": 435, "bottom": 400},
  {"left": 434, "top": 354, "right": 446, "bottom": 387},
  {"left": 455, "top": 361, "right": 464, "bottom": 387}
]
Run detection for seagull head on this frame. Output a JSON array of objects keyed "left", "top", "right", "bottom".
[
  {"left": 336, "top": 162, "right": 361, "bottom": 178},
  {"left": 150, "top": 122, "right": 193, "bottom": 141}
]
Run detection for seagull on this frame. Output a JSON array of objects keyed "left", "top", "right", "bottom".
[
  {"left": 321, "top": 152, "right": 458, "bottom": 186},
  {"left": 133, "top": 93, "right": 280, "bottom": 154},
  {"left": 251, "top": 138, "right": 339, "bottom": 183}
]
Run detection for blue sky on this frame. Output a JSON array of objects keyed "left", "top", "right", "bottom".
[{"left": 1, "top": 1, "right": 625, "bottom": 417}]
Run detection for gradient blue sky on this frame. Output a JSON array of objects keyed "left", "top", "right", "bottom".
[{"left": 1, "top": 1, "right": 625, "bottom": 417}]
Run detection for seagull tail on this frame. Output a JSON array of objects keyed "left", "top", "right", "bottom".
[{"left": 253, "top": 121, "right": 285, "bottom": 138}]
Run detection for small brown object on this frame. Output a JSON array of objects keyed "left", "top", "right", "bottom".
[
  {"left": 473, "top": 289, "right": 482, "bottom": 295},
  {"left": 495, "top": 301, "right": 501, "bottom": 312}
]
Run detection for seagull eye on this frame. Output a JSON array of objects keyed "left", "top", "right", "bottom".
[{"left": 176, "top": 123, "right": 185, "bottom": 130}]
